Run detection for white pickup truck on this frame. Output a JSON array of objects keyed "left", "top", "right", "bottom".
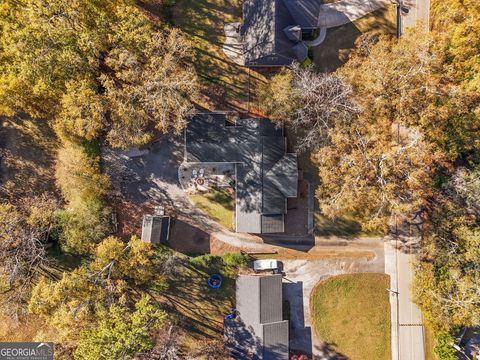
[{"left": 253, "top": 259, "right": 279, "bottom": 272}]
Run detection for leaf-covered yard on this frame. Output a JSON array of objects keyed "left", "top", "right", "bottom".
[
  {"left": 312, "top": 6, "right": 396, "bottom": 72},
  {"left": 172, "top": 0, "right": 267, "bottom": 111},
  {"left": 152, "top": 252, "right": 247, "bottom": 355}
]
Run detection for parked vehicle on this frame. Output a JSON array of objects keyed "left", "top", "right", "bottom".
[{"left": 253, "top": 259, "right": 279, "bottom": 273}]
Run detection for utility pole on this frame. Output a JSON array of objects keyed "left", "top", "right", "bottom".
[{"left": 395, "top": 0, "right": 402, "bottom": 38}]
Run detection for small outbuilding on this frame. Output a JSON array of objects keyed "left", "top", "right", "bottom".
[{"left": 141, "top": 214, "right": 170, "bottom": 244}]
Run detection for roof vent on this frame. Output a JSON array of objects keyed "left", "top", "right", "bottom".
[{"left": 283, "top": 25, "right": 302, "bottom": 42}]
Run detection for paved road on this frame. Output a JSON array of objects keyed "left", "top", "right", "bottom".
[
  {"left": 399, "top": 0, "right": 430, "bottom": 34},
  {"left": 385, "top": 243, "right": 425, "bottom": 360}
]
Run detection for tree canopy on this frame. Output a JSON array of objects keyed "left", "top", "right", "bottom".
[
  {"left": 74, "top": 296, "right": 165, "bottom": 360},
  {"left": 29, "top": 235, "right": 160, "bottom": 341},
  {"left": 0, "top": 195, "right": 59, "bottom": 316},
  {"left": 0, "top": 0, "right": 198, "bottom": 148}
]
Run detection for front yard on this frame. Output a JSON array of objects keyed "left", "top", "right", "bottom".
[{"left": 311, "top": 273, "right": 391, "bottom": 360}]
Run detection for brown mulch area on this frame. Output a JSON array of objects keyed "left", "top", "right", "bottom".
[{"left": 108, "top": 197, "right": 154, "bottom": 239}]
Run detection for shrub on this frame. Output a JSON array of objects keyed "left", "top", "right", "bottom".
[
  {"left": 222, "top": 252, "right": 248, "bottom": 268},
  {"left": 55, "top": 143, "right": 111, "bottom": 254},
  {"left": 434, "top": 331, "right": 457, "bottom": 360}
]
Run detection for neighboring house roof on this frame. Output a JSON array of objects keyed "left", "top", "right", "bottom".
[
  {"left": 283, "top": 0, "right": 322, "bottom": 28},
  {"left": 241, "top": 0, "right": 321, "bottom": 66},
  {"left": 234, "top": 274, "right": 289, "bottom": 359},
  {"left": 141, "top": 215, "right": 170, "bottom": 243},
  {"left": 185, "top": 113, "right": 298, "bottom": 234}
]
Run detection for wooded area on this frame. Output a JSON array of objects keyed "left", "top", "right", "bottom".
[
  {"left": 0, "top": 0, "right": 478, "bottom": 358},
  {"left": 260, "top": 1, "right": 480, "bottom": 356}
]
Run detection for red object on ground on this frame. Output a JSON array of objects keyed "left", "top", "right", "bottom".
[{"left": 290, "top": 352, "right": 311, "bottom": 360}]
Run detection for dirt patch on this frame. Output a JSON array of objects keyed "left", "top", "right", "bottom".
[
  {"left": 168, "top": 219, "right": 212, "bottom": 254},
  {"left": 108, "top": 196, "right": 154, "bottom": 238},
  {"left": 0, "top": 315, "right": 55, "bottom": 342},
  {"left": 210, "top": 236, "right": 243, "bottom": 254},
  {"left": 0, "top": 116, "right": 57, "bottom": 202}
]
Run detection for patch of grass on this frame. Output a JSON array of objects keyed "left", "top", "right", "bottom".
[
  {"left": 173, "top": 0, "right": 267, "bottom": 110},
  {"left": 314, "top": 212, "right": 363, "bottom": 237},
  {"left": 157, "top": 252, "right": 246, "bottom": 353},
  {"left": 424, "top": 324, "right": 436, "bottom": 360},
  {"left": 311, "top": 273, "right": 391, "bottom": 360},
  {"left": 190, "top": 189, "right": 234, "bottom": 229},
  {"left": 314, "top": 207, "right": 384, "bottom": 238},
  {"left": 190, "top": 252, "right": 248, "bottom": 277},
  {"left": 312, "top": 6, "right": 396, "bottom": 72}
]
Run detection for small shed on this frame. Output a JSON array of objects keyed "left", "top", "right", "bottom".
[{"left": 141, "top": 215, "right": 170, "bottom": 244}]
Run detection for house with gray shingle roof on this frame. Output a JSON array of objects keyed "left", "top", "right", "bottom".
[
  {"left": 225, "top": 274, "right": 289, "bottom": 359},
  {"left": 240, "top": 0, "right": 322, "bottom": 66},
  {"left": 184, "top": 113, "right": 298, "bottom": 234}
]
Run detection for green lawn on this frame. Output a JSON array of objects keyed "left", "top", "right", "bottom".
[
  {"left": 190, "top": 189, "right": 234, "bottom": 229},
  {"left": 312, "top": 6, "right": 396, "bottom": 72},
  {"left": 311, "top": 273, "right": 391, "bottom": 360}
]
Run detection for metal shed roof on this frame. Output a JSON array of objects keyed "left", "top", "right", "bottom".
[
  {"left": 235, "top": 274, "right": 289, "bottom": 359},
  {"left": 141, "top": 215, "right": 170, "bottom": 244}
]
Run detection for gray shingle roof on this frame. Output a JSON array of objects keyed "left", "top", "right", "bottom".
[
  {"left": 241, "top": 0, "right": 321, "bottom": 66},
  {"left": 263, "top": 321, "right": 290, "bottom": 359},
  {"left": 265, "top": 153, "right": 299, "bottom": 198},
  {"left": 283, "top": 25, "right": 302, "bottom": 42},
  {"left": 236, "top": 274, "right": 289, "bottom": 359},
  {"left": 185, "top": 113, "right": 298, "bottom": 234},
  {"left": 261, "top": 214, "right": 284, "bottom": 233},
  {"left": 283, "top": 0, "right": 322, "bottom": 28},
  {"left": 141, "top": 215, "right": 170, "bottom": 243}
]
